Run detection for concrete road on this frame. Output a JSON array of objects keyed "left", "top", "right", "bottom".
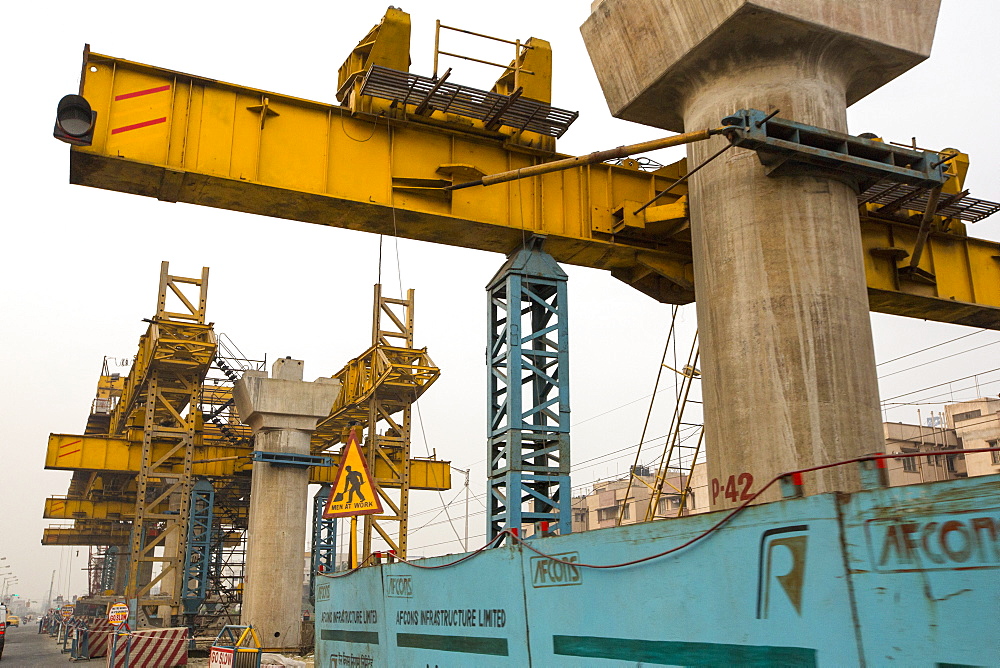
[{"left": 1, "top": 624, "right": 73, "bottom": 667}]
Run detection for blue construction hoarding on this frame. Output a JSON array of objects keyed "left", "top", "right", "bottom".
[{"left": 315, "top": 473, "right": 999, "bottom": 666}]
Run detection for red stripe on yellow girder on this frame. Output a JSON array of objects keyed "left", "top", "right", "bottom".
[
  {"left": 57, "top": 449, "right": 82, "bottom": 458},
  {"left": 111, "top": 117, "right": 167, "bottom": 134},
  {"left": 59, "top": 440, "right": 82, "bottom": 448},
  {"left": 114, "top": 85, "right": 171, "bottom": 101}
]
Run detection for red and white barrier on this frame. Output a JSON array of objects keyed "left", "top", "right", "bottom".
[
  {"left": 86, "top": 619, "right": 115, "bottom": 658},
  {"left": 107, "top": 626, "right": 188, "bottom": 667}
]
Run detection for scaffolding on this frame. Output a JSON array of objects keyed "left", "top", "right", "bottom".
[
  {"left": 312, "top": 285, "right": 441, "bottom": 562},
  {"left": 617, "top": 311, "right": 704, "bottom": 526},
  {"left": 121, "top": 262, "right": 215, "bottom": 626}
]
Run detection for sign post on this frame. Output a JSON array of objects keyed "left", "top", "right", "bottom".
[
  {"left": 210, "top": 625, "right": 262, "bottom": 668},
  {"left": 106, "top": 601, "right": 131, "bottom": 666},
  {"left": 323, "top": 426, "right": 383, "bottom": 569}
]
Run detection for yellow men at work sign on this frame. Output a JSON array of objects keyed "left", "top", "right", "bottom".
[{"left": 323, "top": 430, "right": 383, "bottom": 518}]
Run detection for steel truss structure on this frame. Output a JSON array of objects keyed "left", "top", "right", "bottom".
[
  {"left": 42, "top": 263, "right": 262, "bottom": 638},
  {"left": 87, "top": 546, "right": 113, "bottom": 597},
  {"left": 487, "top": 237, "right": 571, "bottom": 543},
  {"left": 312, "top": 285, "right": 441, "bottom": 561},
  {"left": 123, "top": 262, "right": 215, "bottom": 626}
]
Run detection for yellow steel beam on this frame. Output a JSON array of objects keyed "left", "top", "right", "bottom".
[
  {"left": 66, "top": 52, "right": 1000, "bottom": 328},
  {"left": 44, "top": 497, "right": 141, "bottom": 520},
  {"left": 46, "top": 433, "right": 241, "bottom": 477},
  {"left": 43, "top": 526, "right": 131, "bottom": 546},
  {"left": 47, "top": 433, "right": 450, "bottom": 490},
  {"left": 42, "top": 525, "right": 244, "bottom": 547},
  {"left": 70, "top": 51, "right": 697, "bottom": 303},
  {"left": 862, "top": 219, "right": 1000, "bottom": 328},
  {"left": 310, "top": 455, "right": 450, "bottom": 490}
]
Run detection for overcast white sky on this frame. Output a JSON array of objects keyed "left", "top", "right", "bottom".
[{"left": 1, "top": 0, "right": 998, "bottom": 607}]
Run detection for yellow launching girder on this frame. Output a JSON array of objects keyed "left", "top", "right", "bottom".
[
  {"left": 65, "top": 44, "right": 1000, "bottom": 327},
  {"left": 44, "top": 497, "right": 147, "bottom": 521},
  {"left": 42, "top": 524, "right": 244, "bottom": 547},
  {"left": 47, "top": 434, "right": 242, "bottom": 477},
  {"left": 45, "top": 433, "right": 449, "bottom": 490},
  {"left": 44, "top": 496, "right": 250, "bottom": 523},
  {"left": 70, "top": 49, "right": 696, "bottom": 305},
  {"left": 43, "top": 525, "right": 132, "bottom": 546}
]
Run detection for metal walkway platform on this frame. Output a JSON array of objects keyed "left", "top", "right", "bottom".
[
  {"left": 360, "top": 65, "right": 579, "bottom": 137},
  {"left": 859, "top": 181, "right": 1000, "bottom": 222}
]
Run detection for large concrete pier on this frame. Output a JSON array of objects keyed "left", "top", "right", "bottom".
[
  {"left": 583, "top": 0, "right": 941, "bottom": 507},
  {"left": 235, "top": 358, "right": 340, "bottom": 649}
]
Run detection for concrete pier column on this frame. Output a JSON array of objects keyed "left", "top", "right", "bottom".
[
  {"left": 235, "top": 358, "right": 340, "bottom": 649},
  {"left": 583, "top": 0, "right": 940, "bottom": 507}
]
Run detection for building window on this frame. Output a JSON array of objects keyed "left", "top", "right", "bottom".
[
  {"left": 597, "top": 503, "right": 629, "bottom": 522},
  {"left": 901, "top": 449, "right": 917, "bottom": 473},
  {"left": 990, "top": 440, "right": 1000, "bottom": 465},
  {"left": 953, "top": 409, "right": 982, "bottom": 423},
  {"left": 657, "top": 497, "right": 669, "bottom": 515}
]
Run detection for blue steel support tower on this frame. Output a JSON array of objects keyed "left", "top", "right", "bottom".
[
  {"left": 100, "top": 546, "right": 118, "bottom": 594},
  {"left": 181, "top": 479, "right": 215, "bottom": 615},
  {"left": 487, "top": 236, "right": 571, "bottom": 544},
  {"left": 310, "top": 484, "right": 337, "bottom": 605}
]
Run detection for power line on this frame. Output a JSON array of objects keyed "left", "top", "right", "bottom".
[
  {"left": 878, "top": 340, "right": 1000, "bottom": 379},
  {"left": 881, "top": 377, "right": 1000, "bottom": 411},
  {"left": 571, "top": 384, "right": 679, "bottom": 427},
  {"left": 880, "top": 367, "right": 1000, "bottom": 403},
  {"left": 877, "top": 329, "right": 988, "bottom": 366}
]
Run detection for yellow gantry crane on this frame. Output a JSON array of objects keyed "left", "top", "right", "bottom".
[
  {"left": 43, "top": 262, "right": 253, "bottom": 628},
  {"left": 45, "top": 3, "right": 1000, "bottom": 619},
  {"left": 56, "top": 7, "right": 1000, "bottom": 329},
  {"left": 43, "top": 265, "right": 449, "bottom": 628}
]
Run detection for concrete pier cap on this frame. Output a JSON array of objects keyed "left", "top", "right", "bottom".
[
  {"left": 583, "top": 0, "right": 941, "bottom": 133},
  {"left": 234, "top": 357, "right": 340, "bottom": 436},
  {"left": 582, "top": 1, "right": 942, "bottom": 510}
]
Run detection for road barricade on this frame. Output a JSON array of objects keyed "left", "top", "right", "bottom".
[
  {"left": 72, "top": 618, "right": 115, "bottom": 659},
  {"left": 210, "top": 625, "right": 262, "bottom": 668},
  {"left": 107, "top": 626, "right": 188, "bottom": 667}
]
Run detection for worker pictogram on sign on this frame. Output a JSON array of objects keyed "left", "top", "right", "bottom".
[{"left": 323, "top": 428, "right": 383, "bottom": 518}]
